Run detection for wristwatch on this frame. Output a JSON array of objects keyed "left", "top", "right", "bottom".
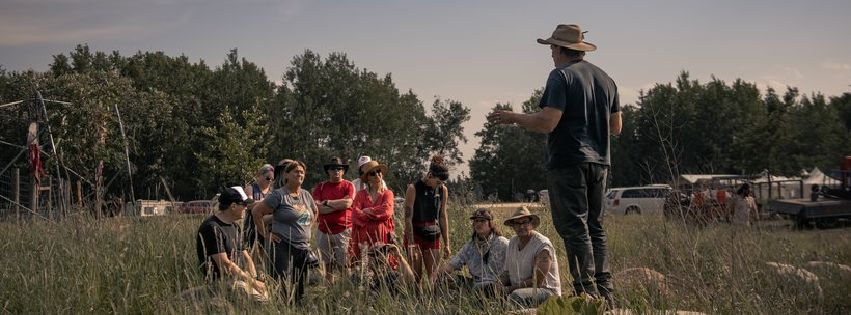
[{"left": 323, "top": 200, "right": 329, "bottom": 207}]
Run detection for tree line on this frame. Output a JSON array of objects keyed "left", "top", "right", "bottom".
[
  {"left": 0, "top": 45, "right": 470, "bottom": 203},
  {"left": 2, "top": 46, "right": 849, "bottom": 204},
  {"left": 470, "top": 72, "right": 851, "bottom": 200}
]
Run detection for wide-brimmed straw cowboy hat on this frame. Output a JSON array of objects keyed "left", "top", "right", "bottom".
[
  {"left": 323, "top": 157, "right": 350, "bottom": 173},
  {"left": 503, "top": 206, "right": 541, "bottom": 228},
  {"left": 359, "top": 160, "right": 389, "bottom": 182},
  {"left": 537, "top": 24, "right": 597, "bottom": 52}
]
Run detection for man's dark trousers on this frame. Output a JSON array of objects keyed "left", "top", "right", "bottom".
[{"left": 547, "top": 162, "right": 612, "bottom": 298}]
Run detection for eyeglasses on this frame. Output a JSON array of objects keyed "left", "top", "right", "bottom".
[
  {"left": 368, "top": 170, "right": 382, "bottom": 176},
  {"left": 328, "top": 167, "right": 345, "bottom": 172},
  {"left": 472, "top": 218, "right": 489, "bottom": 223}
]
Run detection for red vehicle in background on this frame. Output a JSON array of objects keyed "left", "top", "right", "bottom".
[{"left": 176, "top": 195, "right": 219, "bottom": 215}]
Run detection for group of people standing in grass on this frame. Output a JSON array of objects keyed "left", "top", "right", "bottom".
[
  {"left": 194, "top": 154, "right": 563, "bottom": 308},
  {"left": 194, "top": 22, "right": 623, "bottom": 309}
]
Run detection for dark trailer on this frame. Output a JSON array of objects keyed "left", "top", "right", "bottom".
[{"left": 768, "top": 157, "right": 851, "bottom": 229}]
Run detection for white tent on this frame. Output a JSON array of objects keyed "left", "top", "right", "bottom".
[
  {"left": 678, "top": 174, "right": 740, "bottom": 185},
  {"left": 802, "top": 167, "right": 840, "bottom": 185}
]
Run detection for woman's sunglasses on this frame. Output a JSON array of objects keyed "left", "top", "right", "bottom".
[{"left": 368, "top": 170, "right": 382, "bottom": 176}]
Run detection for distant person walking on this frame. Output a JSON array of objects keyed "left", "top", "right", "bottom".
[
  {"left": 730, "top": 183, "right": 758, "bottom": 226},
  {"left": 488, "top": 24, "right": 622, "bottom": 302}
]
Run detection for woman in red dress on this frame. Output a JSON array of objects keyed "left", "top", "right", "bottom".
[{"left": 349, "top": 160, "right": 395, "bottom": 264}]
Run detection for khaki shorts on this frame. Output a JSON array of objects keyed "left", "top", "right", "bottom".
[{"left": 316, "top": 228, "right": 351, "bottom": 268}]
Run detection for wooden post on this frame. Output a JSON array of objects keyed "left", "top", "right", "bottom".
[
  {"left": 14, "top": 168, "right": 20, "bottom": 224},
  {"left": 64, "top": 179, "right": 71, "bottom": 218},
  {"left": 47, "top": 176, "right": 53, "bottom": 220},
  {"left": 31, "top": 175, "right": 39, "bottom": 219},
  {"left": 94, "top": 183, "right": 101, "bottom": 219},
  {"left": 76, "top": 180, "right": 82, "bottom": 209},
  {"left": 94, "top": 160, "right": 104, "bottom": 219}
]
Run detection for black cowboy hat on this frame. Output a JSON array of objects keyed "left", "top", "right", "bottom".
[{"left": 323, "top": 157, "right": 350, "bottom": 173}]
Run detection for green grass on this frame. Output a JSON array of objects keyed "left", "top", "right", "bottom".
[{"left": 1, "top": 204, "right": 849, "bottom": 314}]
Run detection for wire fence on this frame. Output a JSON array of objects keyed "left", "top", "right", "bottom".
[{"left": 0, "top": 167, "right": 100, "bottom": 222}]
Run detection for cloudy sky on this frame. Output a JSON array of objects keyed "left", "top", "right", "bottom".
[{"left": 2, "top": 0, "right": 850, "bottom": 176}]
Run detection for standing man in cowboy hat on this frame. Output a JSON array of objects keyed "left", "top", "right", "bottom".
[
  {"left": 488, "top": 24, "right": 622, "bottom": 301},
  {"left": 312, "top": 157, "right": 356, "bottom": 283}
]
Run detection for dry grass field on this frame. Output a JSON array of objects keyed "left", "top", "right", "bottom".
[{"left": 1, "top": 202, "right": 849, "bottom": 314}]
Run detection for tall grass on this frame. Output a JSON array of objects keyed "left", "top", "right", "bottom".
[{"left": 1, "top": 204, "right": 849, "bottom": 314}]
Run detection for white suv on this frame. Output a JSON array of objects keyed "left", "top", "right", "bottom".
[{"left": 606, "top": 185, "right": 672, "bottom": 215}]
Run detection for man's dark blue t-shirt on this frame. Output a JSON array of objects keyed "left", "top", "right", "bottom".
[{"left": 538, "top": 60, "right": 620, "bottom": 169}]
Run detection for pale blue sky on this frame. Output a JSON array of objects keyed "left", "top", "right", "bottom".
[{"left": 2, "top": 0, "right": 850, "bottom": 176}]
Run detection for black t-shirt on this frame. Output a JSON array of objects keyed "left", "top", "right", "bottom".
[
  {"left": 196, "top": 215, "right": 242, "bottom": 280},
  {"left": 538, "top": 60, "right": 620, "bottom": 169}
]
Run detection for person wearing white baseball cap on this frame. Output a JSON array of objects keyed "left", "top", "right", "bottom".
[{"left": 195, "top": 186, "right": 268, "bottom": 303}]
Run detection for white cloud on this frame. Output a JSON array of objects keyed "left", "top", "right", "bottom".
[
  {"left": 0, "top": 2, "right": 191, "bottom": 46},
  {"left": 0, "top": 0, "right": 305, "bottom": 46},
  {"left": 619, "top": 82, "right": 656, "bottom": 106},
  {"left": 820, "top": 61, "right": 851, "bottom": 71},
  {"left": 755, "top": 77, "right": 791, "bottom": 94},
  {"left": 777, "top": 65, "right": 803, "bottom": 79}
]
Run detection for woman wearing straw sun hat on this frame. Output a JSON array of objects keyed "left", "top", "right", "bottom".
[
  {"left": 349, "top": 159, "right": 396, "bottom": 264},
  {"left": 498, "top": 206, "right": 561, "bottom": 308}
]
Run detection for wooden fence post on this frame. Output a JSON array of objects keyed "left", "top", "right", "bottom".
[
  {"left": 76, "top": 180, "right": 82, "bottom": 209},
  {"left": 47, "top": 176, "right": 53, "bottom": 220},
  {"left": 31, "top": 174, "right": 38, "bottom": 219},
  {"left": 14, "top": 168, "right": 20, "bottom": 224}
]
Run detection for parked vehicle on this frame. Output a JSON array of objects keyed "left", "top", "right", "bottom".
[
  {"left": 125, "top": 200, "right": 176, "bottom": 217},
  {"left": 606, "top": 185, "right": 672, "bottom": 215},
  {"left": 177, "top": 197, "right": 218, "bottom": 215},
  {"left": 769, "top": 156, "right": 851, "bottom": 229}
]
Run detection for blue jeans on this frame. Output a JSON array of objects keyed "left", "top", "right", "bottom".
[{"left": 546, "top": 163, "right": 613, "bottom": 299}]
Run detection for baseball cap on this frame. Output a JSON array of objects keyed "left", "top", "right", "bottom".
[{"left": 218, "top": 186, "right": 253, "bottom": 207}]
